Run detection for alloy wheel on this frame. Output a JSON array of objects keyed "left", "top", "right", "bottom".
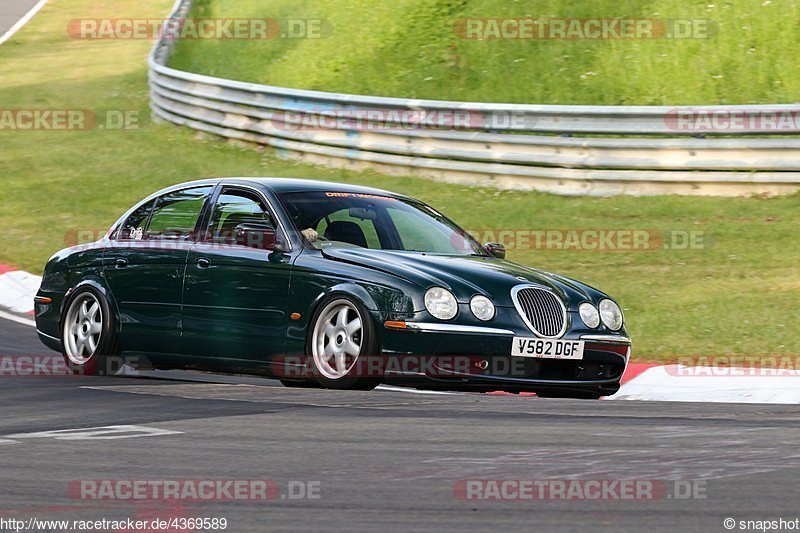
[
  {"left": 63, "top": 292, "right": 103, "bottom": 365},
  {"left": 311, "top": 299, "right": 363, "bottom": 380}
]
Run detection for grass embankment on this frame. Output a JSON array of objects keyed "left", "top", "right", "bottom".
[
  {"left": 170, "top": 0, "right": 800, "bottom": 105},
  {"left": 0, "top": 0, "right": 798, "bottom": 359}
]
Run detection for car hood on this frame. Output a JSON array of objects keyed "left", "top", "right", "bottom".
[{"left": 320, "top": 247, "right": 607, "bottom": 307}]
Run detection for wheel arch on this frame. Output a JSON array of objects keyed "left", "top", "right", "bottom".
[
  {"left": 301, "top": 282, "right": 386, "bottom": 354},
  {"left": 61, "top": 278, "right": 121, "bottom": 336},
  {"left": 286, "top": 277, "right": 416, "bottom": 357},
  {"left": 305, "top": 282, "right": 382, "bottom": 331}
]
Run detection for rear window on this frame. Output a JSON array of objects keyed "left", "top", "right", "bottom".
[
  {"left": 118, "top": 200, "right": 155, "bottom": 240},
  {"left": 146, "top": 187, "right": 213, "bottom": 240},
  {"left": 117, "top": 186, "right": 212, "bottom": 241}
]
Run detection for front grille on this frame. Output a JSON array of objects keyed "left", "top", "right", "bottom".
[{"left": 512, "top": 286, "right": 566, "bottom": 338}]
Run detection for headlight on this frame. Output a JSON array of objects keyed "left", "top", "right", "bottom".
[
  {"left": 599, "top": 299, "right": 623, "bottom": 330},
  {"left": 424, "top": 287, "right": 458, "bottom": 320},
  {"left": 470, "top": 295, "right": 495, "bottom": 321},
  {"left": 579, "top": 302, "right": 600, "bottom": 328}
]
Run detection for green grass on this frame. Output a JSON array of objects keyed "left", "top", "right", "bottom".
[
  {"left": 170, "top": 0, "right": 800, "bottom": 105},
  {"left": 0, "top": 0, "right": 799, "bottom": 361}
]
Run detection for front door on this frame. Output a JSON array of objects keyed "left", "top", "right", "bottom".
[{"left": 182, "top": 186, "right": 293, "bottom": 362}]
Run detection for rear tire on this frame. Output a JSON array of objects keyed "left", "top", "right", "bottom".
[
  {"left": 60, "top": 286, "right": 120, "bottom": 376},
  {"left": 306, "top": 295, "right": 379, "bottom": 390}
]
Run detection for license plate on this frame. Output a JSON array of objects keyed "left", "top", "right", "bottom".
[{"left": 511, "top": 337, "right": 584, "bottom": 360}]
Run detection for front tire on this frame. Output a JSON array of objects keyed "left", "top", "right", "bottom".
[
  {"left": 535, "top": 389, "right": 604, "bottom": 400},
  {"left": 279, "top": 379, "right": 323, "bottom": 389},
  {"left": 61, "top": 286, "right": 120, "bottom": 375},
  {"left": 306, "top": 295, "right": 379, "bottom": 390}
]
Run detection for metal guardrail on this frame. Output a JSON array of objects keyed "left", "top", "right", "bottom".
[{"left": 149, "top": 0, "right": 800, "bottom": 196}]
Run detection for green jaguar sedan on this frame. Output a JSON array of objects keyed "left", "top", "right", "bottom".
[{"left": 34, "top": 178, "right": 630, "bottom": 398}]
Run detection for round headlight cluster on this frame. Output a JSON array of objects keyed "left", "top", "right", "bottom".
[
  {"left": 579, "top": 300, "right": 623, "bottom": 330},
  {"left": 424, "top": 287, "right": 458, "bottom": 320},
  {"left": 578, "top": 302, "right": 600, "bottom": 328},
  {"left": 599, "top": 299, "right": 624, "bottom": 331},
  {"left": 470, "top": 295, "right": 495, "bottom": 321}
]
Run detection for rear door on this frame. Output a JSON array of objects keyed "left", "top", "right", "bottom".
[
  {"left": 182, "top": 186, "right": 294, "bottom": 361},
  {"left": 103, "top": 185, "right": 213, "bottom": 353}
]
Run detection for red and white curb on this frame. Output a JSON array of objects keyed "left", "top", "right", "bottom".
[
  {"left": 611, "top": 363, "right": 800, "bottom": 404},
  {"left": 0, "top": 265, "right": 40, "bottom": 325},
  {"left": 0, "top": 265, "right": 797, "bottom": 403},
  {"left": 487, "top": 362, "right": 800, "bottom": 404}
]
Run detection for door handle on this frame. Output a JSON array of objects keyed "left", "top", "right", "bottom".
[
  {"left": 196, "top": 258, "right": 211, "bottom": 269},
  {"left": 114, "top": 258, "right": 128, "bottom": 268}
]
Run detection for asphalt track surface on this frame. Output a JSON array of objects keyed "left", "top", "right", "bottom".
[
  {"left": 2, "top": 317, "right": 800, "bottom": 532},
  {"left": 0, "top": 0, "right": 40, "bottom": 37}
]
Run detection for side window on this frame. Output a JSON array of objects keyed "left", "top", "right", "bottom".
[
  {"left": 146, "top": 186, "right": 213, "bottom": 240},
  {"left": 315, "top": 208, "right": 381, "bottom": 249},
  {"left": 118, "top": 199, "right": 155, "bottom": 240},
  {"left": 209, "top": 189, "right": 273, "bottom": 245}
]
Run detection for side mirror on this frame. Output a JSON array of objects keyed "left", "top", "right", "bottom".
[
  {"left": 484, "top": 242, "right": 506, "bottom": 259},
  {"left": 235, "top": 223, "right": 284, "bottom": 251}
]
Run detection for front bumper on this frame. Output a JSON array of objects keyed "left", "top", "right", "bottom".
[{"left": 379, "top": 316, "right": 630, "bottom": 394}]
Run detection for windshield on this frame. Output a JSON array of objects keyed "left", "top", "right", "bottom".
[{"left": 279, "top": 191, "right": 488, "bottom": 256}]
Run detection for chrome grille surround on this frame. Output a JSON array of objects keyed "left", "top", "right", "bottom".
[{"left": 511, "top": 285, "right": 568, "bottom": 338}]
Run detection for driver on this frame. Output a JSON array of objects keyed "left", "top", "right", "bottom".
[{"left": 301, "top": 227, "right": 319, "bottom": 242}]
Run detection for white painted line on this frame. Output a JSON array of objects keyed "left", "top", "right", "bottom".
[
  {"left": 0, "top": 0, "right": 48, "bottom": 46},
  {"left": 0, "top": 309, "right": 36, "bottom": 327},
  {"left": 5, "top": 425, "right": 183, "bottom": 440},
  {"left": 377, "top": 385, "right": 458, "bottom": 395}
]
